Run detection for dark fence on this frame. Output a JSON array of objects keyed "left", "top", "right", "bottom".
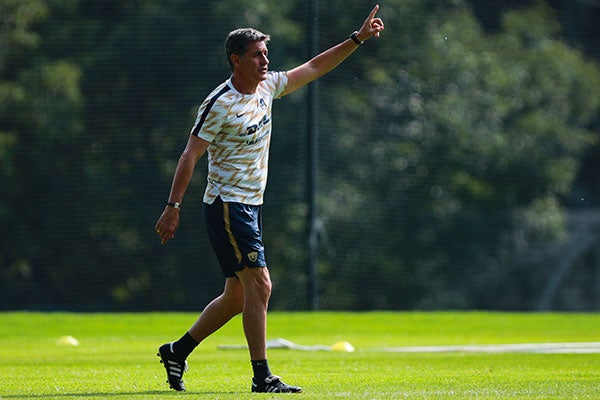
[{"left": 1, "top": 0, "right": 599, "bottom": 311}]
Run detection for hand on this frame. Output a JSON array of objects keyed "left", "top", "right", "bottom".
[
  {"left": 155, "top": 207, "right": 180, "bottom": 245},
  {"left": 357, "top": 4, "right": 385, "bottom": 42}
]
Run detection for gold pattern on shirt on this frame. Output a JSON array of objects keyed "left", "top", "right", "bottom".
[{"left": 190, "top": 72, "right": 288, "bottom": 205}]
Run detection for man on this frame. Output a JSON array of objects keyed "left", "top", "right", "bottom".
[{"left": 155, "top": 5, "right": 384, "bottom": 394}]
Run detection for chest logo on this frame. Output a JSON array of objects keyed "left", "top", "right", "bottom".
[{"left": 243, "top": 114, "right": 270, "bottom": 138}]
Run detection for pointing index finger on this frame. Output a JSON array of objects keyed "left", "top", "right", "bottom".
[{"left": 369, "top": 4, "right": 380, "bottom": 19}]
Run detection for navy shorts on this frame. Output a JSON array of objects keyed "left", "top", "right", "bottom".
[{"left": 204, "top": 196, "right": 267, "bottom": 278}]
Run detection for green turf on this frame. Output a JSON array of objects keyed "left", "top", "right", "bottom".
[{"left": 1, "top": 312, "right": 599, "bottom": 399}]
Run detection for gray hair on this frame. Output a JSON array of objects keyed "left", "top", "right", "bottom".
[{"left": 225, "top": 28, "right": 270, "bottom": 71}]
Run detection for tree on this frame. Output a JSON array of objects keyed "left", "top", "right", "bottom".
[
  {"left": 0, "top": 0, "right": 86, "bottom": 307},
  {"left": 1, "top": 0, "right": 598, "bottom": 311},
  {"left": 315, "top": 0, "right": 600, "bottom": 309}
]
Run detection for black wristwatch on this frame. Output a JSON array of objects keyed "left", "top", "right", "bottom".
[
  {"left": 350, "top": 31, "right": 363, "bottom": 45},
  {"left": 167, "top": 202, "right": 182, "bottom": 209}
]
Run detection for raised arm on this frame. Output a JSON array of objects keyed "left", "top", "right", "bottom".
[{"left": 281, "top": 4, "right": 384, "bottom": 97}]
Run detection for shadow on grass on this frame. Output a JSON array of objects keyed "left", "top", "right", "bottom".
[{"left": 2, "top": 390, "right": 237, "bottom": 398}]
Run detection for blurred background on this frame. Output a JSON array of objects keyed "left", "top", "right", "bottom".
[{"left": 1, "top": 0, "right": 599, "bottom": 311}]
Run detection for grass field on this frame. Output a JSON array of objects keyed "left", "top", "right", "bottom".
[{"left": 1, "top": 312, "right": 599, "bottom": 399}]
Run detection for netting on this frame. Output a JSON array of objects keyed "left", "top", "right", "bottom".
[{"left": 1, "top": 0, "right": 599, "bottom": 311}]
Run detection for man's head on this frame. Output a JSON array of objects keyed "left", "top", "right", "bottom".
[{"left": 225, "top": 28, "right": 270, "bottom": 71}]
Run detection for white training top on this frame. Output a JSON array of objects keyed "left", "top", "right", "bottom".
[{"left": 190, "top": 72, "right": 288, "bottom": 205}]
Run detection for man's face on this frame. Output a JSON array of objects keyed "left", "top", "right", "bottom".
[{"left": 235, "top": 40, "right": 269, "bottom": 84}]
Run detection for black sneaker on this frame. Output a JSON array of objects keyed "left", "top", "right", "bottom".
[
  {"left": 252, "top": 375, "right": 302, "bottom": 393},
  {"left": 157, "top": 342, "right": 188, "bottom": 391}
]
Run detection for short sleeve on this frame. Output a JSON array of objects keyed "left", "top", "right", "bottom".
[
  {"left": 266, "top": 71, "right": 288, "bottom": 99},
  {"left": 190, "top": 85, "right": 231, "bottom": 142}
]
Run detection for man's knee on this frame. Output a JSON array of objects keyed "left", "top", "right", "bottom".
[
  {"left": 251, "top": 268, "right": 272, "bottom": 301},
  {"left": 258, "top": 272, "right": 272, "bottom": 300},
  {"left": 238, "top": 267, "right": 272, "bottom": 301},
  {"left": 223, "top": 278, "right": 245, "bottom": 313}
]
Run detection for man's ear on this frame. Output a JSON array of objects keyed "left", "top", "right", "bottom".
[{"left": 230, "top": 54, "right": 241, "bottom": 68}]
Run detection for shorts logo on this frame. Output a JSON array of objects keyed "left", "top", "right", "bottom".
[{"left": 247, "top": 252, "right": 259, "bottom": 263}]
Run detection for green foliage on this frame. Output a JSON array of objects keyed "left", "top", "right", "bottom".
[
  {"left": 0, "top": 0, "right": 87, "bottom": 307},
  {"left": 0, "top": 0, "right": 599, "bottom": 310},
  {"left": 314, "top": 0, "right": 600, "bottom": 309}
]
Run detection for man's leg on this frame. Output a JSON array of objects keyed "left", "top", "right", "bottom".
[
  {"left": 235, "top": 266, "right": 271, "bottom": 360},
  {"left": 235, "top": 266, "right": 302, "bottom": 393},
  {"left": 188, "top": 277, "right": 244, "bottom": 342},
  {"left": 158, "top": 277, "right": 244, "bottom": 391}
]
